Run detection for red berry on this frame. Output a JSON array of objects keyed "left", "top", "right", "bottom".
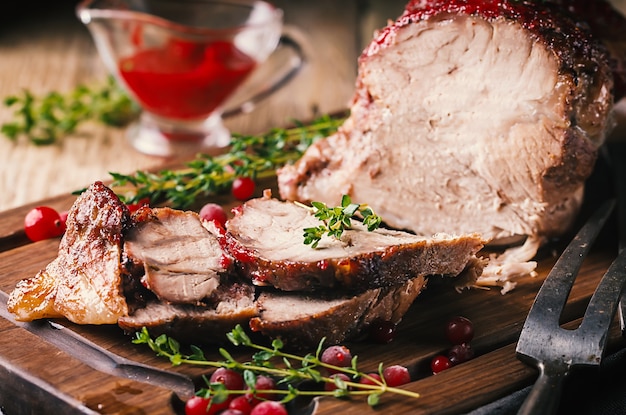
[
  {"left": 221, "top": 410, "right": 245, "bottom": 415},
  {"left": 448, "top": 343, "right": 475, "bottom": 365},
  {"left": 250, "top": 401, "right": 287, "bottom": 415},
  {"left": 445, "top": 316, "right": 474, "bottom": 345},
  {"left": 126, "top": 197, "right": 150, "bottom": 214},
  {"left": 232, "top": 177, "right": 255, "bottom": 200},
  {"left": 24, "top": 206, "right": 66, "bottom": 242},
  {"left": 368, "top": 319, "right": 397, "bottom": 344},
  {"left": 229, "top": 395, "right": 254, "bottom": 414},
  {"left": 321, "top": 345, "right": 352, "bottom": 372},
  {"left": 209, "top": 368, "right": 244, "bottom": 391},
  {"left": 184, "top": 396, "right": 229, "bottom": 415},
  {"left": 382, "top": 365, "right": 411, "bottom": 387},
  {"left": 248, "top": 375, "right": 276, "bottom": 401},
  {"left": 325, "top": 373, "right": 351, "bottom": 391},
  {"left": 199, "top": 203, "right": 228, "bottom": 227},
  {"left": 359, "top": 373, "right": 382, "bottom": 386},
  {"left": 59, "top": 210, "right": 69, "bottom": 228},
  {"left": 430, "top": 355, "right": 452, "bottom": 374}
]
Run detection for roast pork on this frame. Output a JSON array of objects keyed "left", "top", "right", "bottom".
[
  {"left": 250, "top": 276, "right": 427, "bottom": 350},
  {"left": 8, "top": 181, "right": 131, "bottom": 324},
  {"left": 8, "top": 181, "right": 487, "bottom": 347},
  {"left": 124, "top": 207, "right": 233, "bottom": 305},
  {"left": 225, "top": 191, "right": 486, "bottom": 291},
  {"left": 117, "top": 282, "right": 257, "bottom": 343},
  {"left": 277, "top": 0, "right": 616, "bottom": 286}
]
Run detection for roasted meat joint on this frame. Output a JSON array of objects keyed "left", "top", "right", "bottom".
[
  {"left": 7, "top": 0, "right": 624, "bottom": 348},
  {"left": 278, "top": 0, "right": 618, "bottom": 289}
]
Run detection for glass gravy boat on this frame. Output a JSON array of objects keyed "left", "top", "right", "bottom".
[{"left": 77, "top": 0, "right": 303, "bottom": 157}]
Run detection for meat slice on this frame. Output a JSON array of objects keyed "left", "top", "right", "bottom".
[
  {"left": 8, "top": 181, "right": 131, "bottom": 324},
  {"left": 225, "top": 192, "right": 485, "bottom": 291},
  {"left": 250, "top": 276, "right": 427, "bottom": 349},
  {"left": 118, "top": 282, "right": 256, "bottom": 343},
  {"left": 124, "top": 207, "right": 232, "bottom": 305},
  {"left": 277, "top": 0, "right": 614, "bottom": 258}
]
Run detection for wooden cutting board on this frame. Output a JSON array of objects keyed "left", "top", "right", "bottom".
[{"left": 0, "top": 184, "right": 624, "bottom": 415}]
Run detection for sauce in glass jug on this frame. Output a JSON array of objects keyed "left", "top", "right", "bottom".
[{"left": 119, "top": 38, "right": 257, "bottom": 120}]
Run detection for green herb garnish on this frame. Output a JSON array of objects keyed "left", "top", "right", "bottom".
[
  {"left": 1, "top": 76, "right": 139, "bottom": 145},
  {"left": 133, "top": 324, "right": 419, "bottom": 407},
  {"left": 299, "top": 195, "right": 382, "bottom": 248},
  {"left": 107, "top": 115, "right": 344, "bottom": 209}
]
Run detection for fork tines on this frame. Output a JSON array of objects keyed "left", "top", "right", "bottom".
[{"left": 515, "top": 199, "right": 626, "bottom": 415}]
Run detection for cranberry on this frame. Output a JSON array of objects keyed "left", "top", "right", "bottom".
[
  {"left": 126, "top": 197, "right": 150, "bottom": 214},
  {"left": 24, "top": 206, "right": 66, "bottom": 242},
  {"left": 430, "top": 355, "right": 452, "bottom": 374},
  {"left": 199, "top": 203, "right": 228, "bottom": 227},
  {"left": 382, "top": 365, "right": 411, "bottom": 387},
  {"left": 448, "top": 343, "right": 475, "bottom": 365},
  {"left": 249, "top": 375, "right": 276, "bottom": 401},
  {"left": 325, "top": 373, "right": 351, "bottom": 391},
  {"left": 321, "top": 345, "right": 352, "bottom": 372},
  {"left": 359, "top": 373, "right": 382, "bottom": 386},
  {"left": 232, "top": 177, "right": 255, "bottom": 200},
  {"left": 59, "top": 210, "right": 69, "bottom": 228},
  {"left": 368, "top": 319, "right": 397, "bottom": 344},
  {"left": 250, "top": 401, "right": 287, "bottom": 415},
  {"left": 209, "top": 368, "right": 244, "bottom": 391},
  {"left": 229, "top": 395, "right": 254, "bottom": 414},
  {"left": 445, "top": 316, "right": 474, "bottom": 345},
  {"left": 184, "top": 396, "right": 229, "bottom": 415}
]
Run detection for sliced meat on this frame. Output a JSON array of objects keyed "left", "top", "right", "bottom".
[
  {"left": 225, "top": 192, "right": 485, "bottom": 291},
  {"left": 249, "top": 276, "right": 427, "bottom": 349},
  {"left": 8, "top": 181, "right": 131, "bottom": 324},
  {"left": 277, "top": 0, "right": 614, "bottom": 254},
  {"left": 118, "top": 282, "right": 256, "bottom": 343},
  {"left": 124, "top": 207, "right": 232, "bottom": 305}
]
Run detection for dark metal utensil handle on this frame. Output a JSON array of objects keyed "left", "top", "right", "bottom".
[{"left": 517, "top": 365, "right": 568, "bottom": 415}]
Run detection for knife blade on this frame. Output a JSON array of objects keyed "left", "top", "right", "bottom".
[{"left": 0, "top": 290, "right": 195, "bottom": 400}]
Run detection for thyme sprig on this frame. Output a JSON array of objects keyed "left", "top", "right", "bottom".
[
  {"left": 1, "top": 76, "right": 139, "bottom": 145},
  {"left": 133, "top": 324, "right": 420, "bottom": 407},
  {"left": 108, "top": 115, "right": 344, "bottom": 209},
  {"left": 299, "top": 195, "right": 382, "bottom": 248}
]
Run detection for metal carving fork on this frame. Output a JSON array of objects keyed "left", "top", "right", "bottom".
[{"left": 515, "top": 199, "right": 626, "bottom": 415}]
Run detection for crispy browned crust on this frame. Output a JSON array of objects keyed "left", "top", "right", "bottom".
[
  {"left": 8, "top": 181, "right": 131, "bottom": 324},
  {"left": 225, "top": 228, "right": 484, "bottom": 291},
  {"left": 118, "top": 282, "right": 257, "bottom": 344},
  {"left": 249, "top": 276, "right": 427, "bottom": 350},
  {"left": 550, "top": 0, "right": 626, "bottom": 100}
]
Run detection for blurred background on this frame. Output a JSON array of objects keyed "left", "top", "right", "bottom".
[{"left": 0, "top": 0, "right": 624, "bottom": 212}]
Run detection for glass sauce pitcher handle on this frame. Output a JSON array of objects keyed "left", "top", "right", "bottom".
[{"left": 223, "top": 34, "right": 305, "bottom": 118}]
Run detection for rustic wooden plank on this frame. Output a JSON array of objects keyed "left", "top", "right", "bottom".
[
  {"left": 0, "top": 319, "right": 177, "bottom": 414},
  {"left": 0, "top": 354, "right": 99, "bottom": 415}
]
